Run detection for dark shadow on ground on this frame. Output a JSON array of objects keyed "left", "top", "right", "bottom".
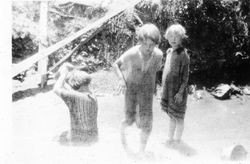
[
  {"left": 53, "top": 130, "right": 98, "bottom": 147},
  {"left": 12, "top": 84, "right": 53, "bottom": 102},
  {"left": 165, "top": 141, "right": 197, "bottom": 157},
  {"left": 124, "top": 150, "right": 157, "bottom": 163},
  {"left": 175, "top": 142, "right": 197, "bottom": 157}
]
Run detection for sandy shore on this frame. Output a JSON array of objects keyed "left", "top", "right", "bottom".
[{"left": 10, "top": 86, "right": 250, "bottom": 164}]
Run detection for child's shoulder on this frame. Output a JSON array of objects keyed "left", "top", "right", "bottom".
[
  {"left": 166, "top": 48, "right": 172, "bottom": 54},
  {"left": 123, "top": 45, "right": 140, "bottom": 57},
  {"left": 154, "top": 47, "right": 163, "bottom": 57}
]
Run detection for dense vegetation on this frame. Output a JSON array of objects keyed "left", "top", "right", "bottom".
[
  {"left": 12, "top": 0, "right": 250, "bottom": 86},
  {"left": 176, "top": 0, "right": 250, "bottom": 86}
]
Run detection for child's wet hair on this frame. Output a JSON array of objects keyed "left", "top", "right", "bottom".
[
  {"left": 137, "top": 23, "right": 161, "bottom": 44},
  {"left": 67, "top": 69, "right": 91, "bottom": 90},
  {"left": 164, "top": 24, "right": 187, "bottom": 40}
]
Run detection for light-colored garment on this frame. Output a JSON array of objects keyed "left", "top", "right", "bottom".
[
  {"left": 119, "top": 45, "right": 163, "bottom": 89},
  {"left": 117, "top": 45, "right": 163, "bottom": 129}
]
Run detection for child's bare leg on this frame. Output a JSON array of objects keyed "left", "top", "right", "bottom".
[
  {"left": 175, "top": 118, "right": 184, "bottom": 143},
  {"left": 139, "top": 127, "right": 151, "bottom": 153},
  {"left": 121, "top": 120, "right": 129, "bottom": 150},
  {"left": 168, "top": 117, "right": 176, "bottom": 142}
]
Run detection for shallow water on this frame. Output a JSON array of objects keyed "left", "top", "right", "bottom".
[{"left": 11, "top": 91, "right": 250, "bottom": 163}]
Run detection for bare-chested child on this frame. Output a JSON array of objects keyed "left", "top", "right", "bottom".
[
  {"left": 113, "top": 23, "right": 163, "bottom": 153},
  {"left": 53, "top": 63, "right": 98, "bottom": 145}
]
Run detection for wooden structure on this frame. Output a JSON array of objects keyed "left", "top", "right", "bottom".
[
  {"left": 38, "top": 1, "right": 49, "bottom": 88},
  {"left": 12, "top": 0, "right": 141, "bottom": 79}
]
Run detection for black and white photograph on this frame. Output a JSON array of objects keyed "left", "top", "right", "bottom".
[{"left": 7, "top": 0, "right": 250, "bottom": 163}]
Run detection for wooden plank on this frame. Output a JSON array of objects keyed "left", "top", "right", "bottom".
[
  {"left": 12, "top": 0, "right": 140, "bottom": 77},
  {"left": 48, "top": 23, "right": 107, "bottom": 73}
]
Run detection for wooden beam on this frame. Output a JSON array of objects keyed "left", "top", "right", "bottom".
[
  {"left": 48, "top": 22, "right": 107, "bottom": 73},
  {"left": 12, "top": 0, "right": 141, "bottom": 77}
]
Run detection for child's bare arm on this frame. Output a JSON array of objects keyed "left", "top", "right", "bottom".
[
  {"left": 53, "top": 63, "right": 73, "bottom": 96},
  {"left": 113, "top": 59, "right": 125, "bottom": 82},
  {"left": 53, "top": 72, "right": 67, "bottom": 96},
  {"left": 54, "top": 74, "right": 89, "bottom": 99},
  {"left": 113, "top": 57, "right": 127, "bottom": 94},
  {"left": 162, "top": 53, "right": 169, "bottom": 87}
]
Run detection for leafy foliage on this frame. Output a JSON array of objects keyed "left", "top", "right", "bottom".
[
  {"left": 135, "top": 0, "right": 250, "bottom": 85},
  {"left": 173, "top": 0, "right": 250, "bottom": 84},
  {"left": 12, "top": 1, "right": 40, "bottom": 63},
  {"left": 12, "top": 0, "right": 250, "bottom": 85},
  {"left": 69, "top": 8, "right": 141, "bottom": 71},
  {"left": 12, "top": 1, "right": 108, "bottom": 64}
]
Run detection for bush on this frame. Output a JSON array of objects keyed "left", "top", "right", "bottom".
[
  {"left": 174, "top": 0, "right": 250, "bottom": 85},
  {"left": 12, "top": 0, "right": 250, "bottom": 86}
]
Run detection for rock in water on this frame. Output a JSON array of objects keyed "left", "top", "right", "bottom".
[{"left": 221, "top": 144, "right": 248, "bottom": 161}]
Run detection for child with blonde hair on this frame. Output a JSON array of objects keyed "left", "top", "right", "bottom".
[
  {"left": 113, "top": 23, "right": 163, "bottom": 153},
  {"left": 161, "top": 24, "right": 190, "bottom": 144}
]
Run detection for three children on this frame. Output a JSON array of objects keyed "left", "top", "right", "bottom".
[{"left": 54, "top": 23, "right": 190, "bottom": 152}]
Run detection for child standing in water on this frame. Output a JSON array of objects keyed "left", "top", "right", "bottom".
[
  {"left": 53, "top": 63, "right": 98, "bottom": 145},
  {"left": 161, "top": 24, "right": 190, "bottom": 144},
  {"left": 113, "top": 23, "right": 163, "bottom": 153}
]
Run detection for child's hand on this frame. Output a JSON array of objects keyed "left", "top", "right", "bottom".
[
  {"left": 58, "top": 64, "right": 69, "bottom": 75},
  {"left": 174, "top": 93, "right": 183, "bottom": 104},
  {"left": 62, "top": 62, "right": 74, "bottom": 72},
  {"left": 64, "top": 63, "right": 74, "bottom": 71},
  {"left": 117, "top": 79, "right": 126, "bottom": 95},
  {"left": 58, "top": 63, "right": 74, "bottom": 75}
]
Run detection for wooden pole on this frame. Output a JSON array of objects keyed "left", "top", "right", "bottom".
[
  {"left": 48, "top": 23, "right": 107, "bottom": 73},
  {"left": 12, "top": 0, "right": 141, "bottom": 78},
  {"left": 38, "top": 1, "right": 48, "bottom": 88}
]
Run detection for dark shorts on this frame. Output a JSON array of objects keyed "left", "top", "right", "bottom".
[{"left": 124, "top": 83, "right": 154, "bottom": 131}]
